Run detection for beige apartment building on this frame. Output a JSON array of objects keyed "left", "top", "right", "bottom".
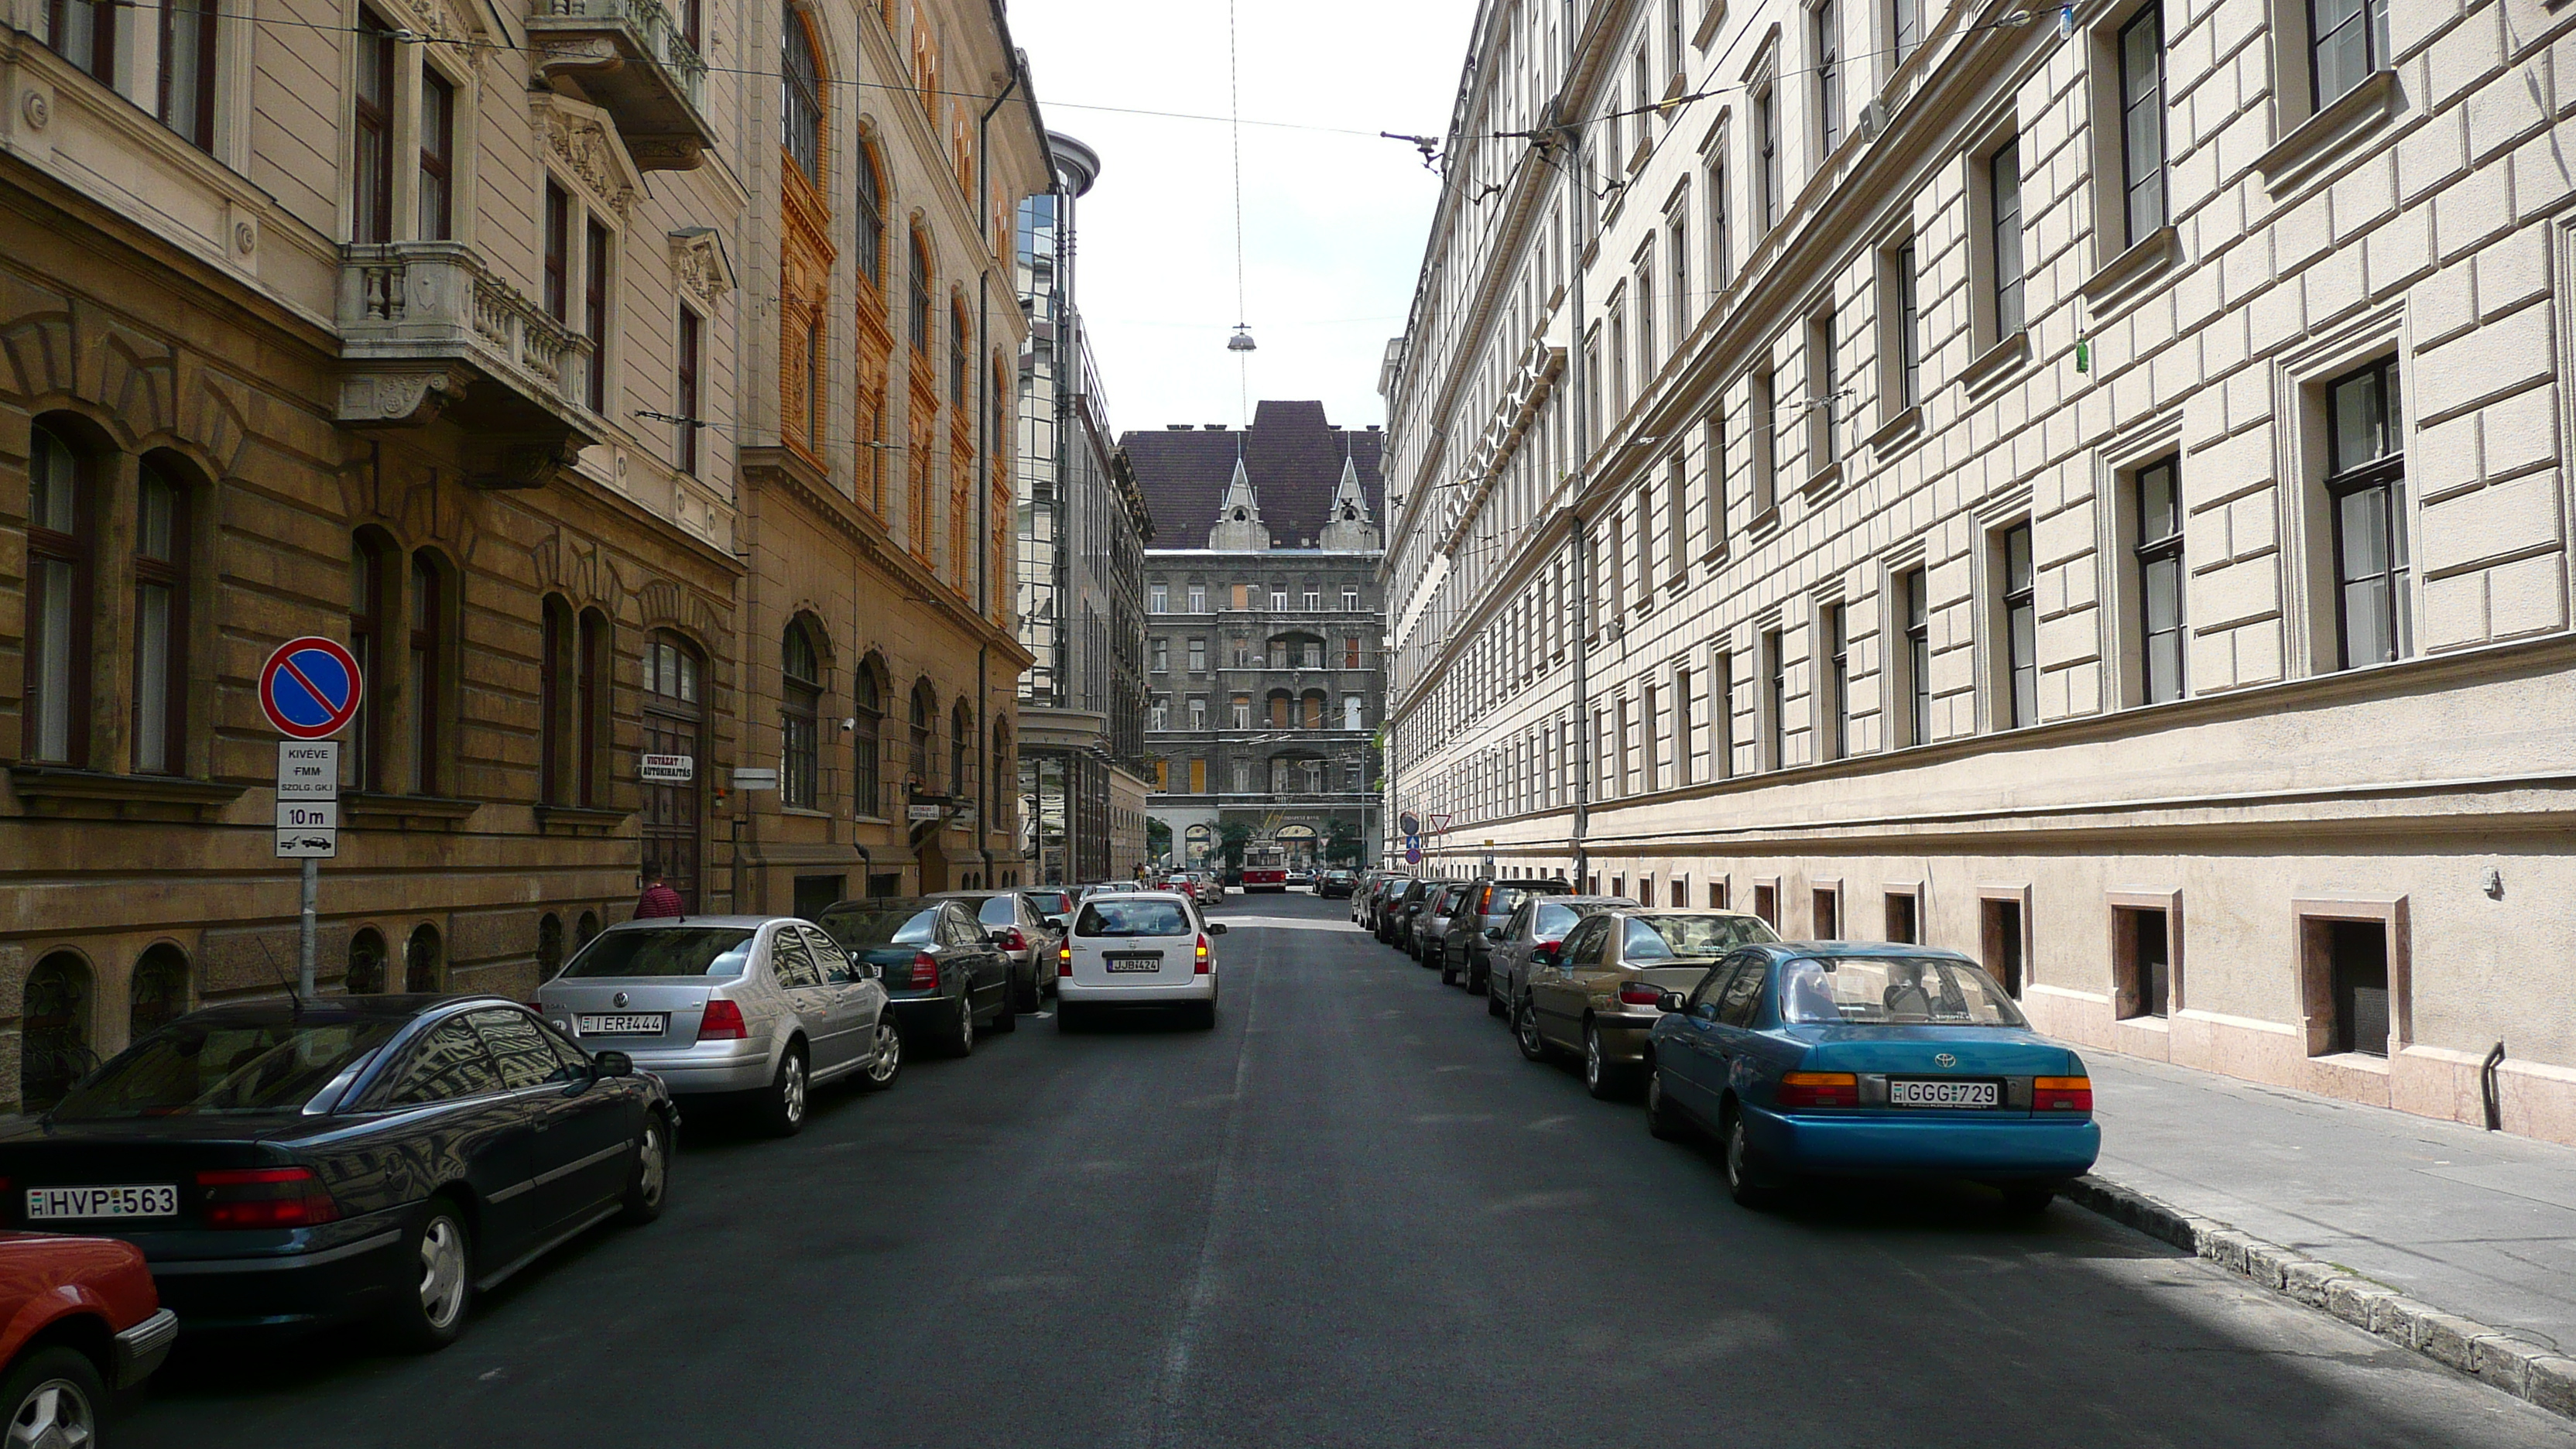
[
  {"left": 0, "top": 0, "right": 1039, "bottom": 1108},
  {"left": 1380, "top": 0, "right": 2576, "bottom": 1141}
]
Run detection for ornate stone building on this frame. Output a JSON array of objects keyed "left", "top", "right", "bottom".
[{"left": 0, "top": 0, "right": 1041, "bottom": 1107}]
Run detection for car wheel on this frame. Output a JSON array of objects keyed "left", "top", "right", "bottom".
[
  {"left": 760, "top": 1046, "right": 809, "bottom": 1136},
  {"left": 2000, "top": 1184, "right": 2056, "bottom": 1216},
  {"left": 947, "top": 996, "right": 977, "bottom": 1057},
  {"left": 1645, "top": 1065, "right": 1691, "bottom": 1142},
  {"left": 1722, "top": 1107, "right": 1779, "bottom": 1210},
  {"left": 1514, "top": 998, "right": 1553, "bottom": 1063},
  {"left": 1486, "top": 981, "right": 1506, "bottom": 1017},
  {"left": 1, "top": 1345, "right": 103, "bottom": 1449},
  {"left": 990, "top": 988, "right": 1018, "bottom": 1035},
  {"left": 1016, "top": 969, "right": 1043, "bottom": 1014},
  {"left": 1056, "top": 1002, "right": 1084, "bottom": 1033},
  {"left": 1582, "top": 1022, "right": 1632, "bottom": 1101},
  {"left": 1187, "top": 1000, "right": 1217, "bottom": 1030},
  {"left": 1438, "top": 952, "right": 1459, "bottom": 987},
  {"left": 1466, "top": 962, "right": 1488, "bottom": 997},
  {"left": 855, "top": 1016, "right": 903, "bottom": 1093},
  {"left": 385, "top": 1198, "right": 474, "bottom": 1351},
  {"left": 618, "top": 1113, "right": 672, "bottom": 1225}
]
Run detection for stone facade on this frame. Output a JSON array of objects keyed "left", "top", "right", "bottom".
[
  {"left": 1380, "top": 0, "right": 2576, "bottom": 1139},
  {"left": 0, "top": 0, "right": 1040, "bottom": 1107}
]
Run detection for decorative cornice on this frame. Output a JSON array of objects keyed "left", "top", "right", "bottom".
[
  {"left": 667, "top": 226, "right": 734, "bottom": 304},
  {"left": 529, "top": 92, "right": 642, "bottom": 221}
]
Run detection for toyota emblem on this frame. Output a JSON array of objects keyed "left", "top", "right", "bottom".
[
  {"left": 613, "top": 991, "right": 630, "bottom": 1009},
  {"left": 1934, "top": 1052, "right": 1957, "bottom": 1068}
]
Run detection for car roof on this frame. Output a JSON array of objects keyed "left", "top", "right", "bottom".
[
  {"left": 1618, "top": 907, "right": 1767, "bottom": 920},
  {"left": 1081, "top": 889, "right": 1193, "bottom": 904},
  {"left": 602, "top": 913, "right": 786, "bottom": 930},
  {"left": 1739, "top": 940, "right": 1977, "bottom": 961},
  {"left": 1544, "top": 896, "right": 1642, "bottom": 906},
  {"left": 817, "top": 898, "right": 944, "bottom": 914},
  {"left": 178, "top": 992, "right": 521, "bottom": 1026},
  {"left": 925, "top": 890, "right": 1015, "bottom": 902}
]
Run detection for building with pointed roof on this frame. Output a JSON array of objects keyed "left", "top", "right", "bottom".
[{"left": 1125, "top": 403, "right": 1387, "bottom": 874}]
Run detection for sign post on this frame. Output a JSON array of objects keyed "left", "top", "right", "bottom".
[{"left": 261, "top": 638, "right": 363, "bottom": 997}]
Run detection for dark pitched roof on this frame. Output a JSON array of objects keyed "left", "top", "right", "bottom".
[{"left": 1119, "top": 400, "right": 1384, "bottom": 549}]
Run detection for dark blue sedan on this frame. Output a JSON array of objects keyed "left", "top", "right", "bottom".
[{"left": 1644, "top": 942, "right": 2098, "bottom": 1213}]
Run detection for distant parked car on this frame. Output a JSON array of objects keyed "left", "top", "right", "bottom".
[
  {"left": 1514, "top": 909, "right": 1779, "bottom": 1098},
  {"left": 1438, "top": 877, "right": 1575, "bottom": 992},
  {"left": 1024, "top": 888, "right": 1077, "bottom": 930},
  {"left": 1379, "top": 879, "right": 1435, "bottom": 946},
  {"left": 1286, "top": 868, "right": 1314, "bottom": 888},
  {"left": 1315, "top": 869, "right": 1356, "bottom": 899},
  {"left": 1058, "top": 891, "right": 1226, "bottom": 1030},
  {"left": 1411, "top": 883, "right": 1470, "bottom": 964},
  {"left": 1486, "top": 895, "right": 1640, "bottom": 1022},
  {"left": 1645, "top": 942, "right": 2099, "bottom": 1212},
  {"left": 816, "top": 898, "right": 1015, "bottom": 1057},
  {"left": 929, "top": 889, "right": 1062, "bottom": 1012},
  {"left": 0, "top": 1231, "right": 173, "bottom": 1442},
  {"left": 0, "top": 995, "right": 677, "bottom": 1348},
  {"left": 541, "top": 915, "right": 898, "bottom": 1132}
]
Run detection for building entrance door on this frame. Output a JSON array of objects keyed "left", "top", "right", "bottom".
[{"left": 642, "top": 632, "right": 705, "bottom": 911}]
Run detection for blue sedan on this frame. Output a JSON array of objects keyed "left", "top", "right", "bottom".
[{"left": 1644, "top": 941, "right": 2098, "bottom": 1213}]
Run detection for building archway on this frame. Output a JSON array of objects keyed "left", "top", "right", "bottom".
[
  {"left": 405, "top": 924, "right": 443, "bottom": 992},
  {"left": 129, "top": 944, "right": 191, "bottom": 1043}
]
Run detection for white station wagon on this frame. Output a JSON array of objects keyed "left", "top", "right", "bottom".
[{"left": 1056, "top": 890, "right": 1225, "bottom": 1030}]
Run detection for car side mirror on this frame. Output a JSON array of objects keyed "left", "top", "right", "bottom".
[
  {"left": 863, "top": 961, "right": 882, "bottom": 980},
  {"left": 1208, "top": 922, "right": 1229, "bottom": 935},
  {"left": 1045, "top": 916, "right": 1067, "bottom": 930},
  {"left": 593, "top": 1050, "right": 635, "bottom": 1078},
  {"left": 1656, "top": 991, "right": 1688, "bottom": 1013},
  {"left": 1485, "top": 927, "right": 1505, "bottom": 941}
]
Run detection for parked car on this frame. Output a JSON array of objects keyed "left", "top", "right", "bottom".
[
  {"left": 1315, "top": 869, "right": 1357, "bottom": 899},
  {"left": 1360, "top": 874, "right": 1408, "bottom": 931},
  {"left": 929, "top": 890, "right": 1061, "bottom": 1012},
  {"left": 1486, "top": 895, "right": 1640, "bottom": 1022},
  {"left": 1024, "top": 888, "right": 1077, "bottom": 931},
  {"left": 0, "top": 1231, "right": 174, "bottom": 1441},
  {"left": 1644, "top": 942, "right": 2100, "bottom": 1212},
  {"left": 1286, "top": 868, "right": 1314, "bottom": 888},
  {"left": 0, "top": 995, "right": 676, "bottom": 1348},
  {"left": 1410, "top": 883, "right": 1470, "bottom": 963},
  {"left": 1378, "top": 879, "right": 1434, "bottom": 945},
  {"left": 1514, "top": 909, "right": 1780, "bottom": 1098},
  {"left": 1437, "top": 877, "right": 1574, "bottom": 992},
  {"left": 815, "top": 898, "right": 1015, "bottom": 1057},
  {"left": 540, "top": 915, "right": 898, "bottom": 1132},
  {"left": 1057, "top": 891, "right": 1227, "bottom": 1030},
  {"left": 1192, "top": 872, "right": 1226, "bottom": 905}
]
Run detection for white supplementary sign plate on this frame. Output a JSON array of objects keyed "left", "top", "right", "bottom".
[
  {"left": 276, "top": 801, "right": 338, "bottom": 831},
  {"left": 26, "top": 1185, "right": 178, "bottom": 1221},
  {"left": 276, "top": 829, "right": 337, "bottom": 859},
  {"left": 276, "top": 740, "right": 340, "bottom": 800},
  {"left": 641, "top": 754, "right": 694, "bottom": 783}
]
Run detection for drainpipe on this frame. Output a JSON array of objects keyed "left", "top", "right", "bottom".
[
  {"left": 975, "top": 67, "right": 1022, "bottom": 890},
  {"left": 1560, "top": 97, "right": 1592, "bottom": 889}
]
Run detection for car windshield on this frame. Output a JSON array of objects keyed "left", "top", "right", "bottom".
[
  {"left": 975, "top": 897, "right": 1017, "bottom": 926},
  {"left": 1776, "top": 957, "right": 2029, "bottom": 1027},
  {"left": 1625, "top": 915, "right": 1779, "bottom": 961},
  {"left": 53, "top": 1017, "right": 404, "bottom": 1119},
  {"left": 1076, "top": 899, "right": 1192, "bottom": 938},
  {"left": 559, "top": 927, "right": 756, "bottom": 978},
  {"left": 822, "top": 909, "right": 940, "bottom": 947}
]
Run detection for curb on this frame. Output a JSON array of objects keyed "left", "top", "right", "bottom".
[{"left": 2062, "top": 1173, "right": 2576, "bottom": 1420}]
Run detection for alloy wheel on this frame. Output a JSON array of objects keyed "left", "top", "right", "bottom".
[
  {"left": 635, "top": 1122, "right": 668, "bottom": 1208},
  {"left": 1584, "top": 1026, "right": 1602, "bottom": 1089},
  {"left": 418, "top": 1216, "right": 468, "bottom": 1331},
  {"left": 1516, "top": 999, "right": 1547, "bottom": 1061},
  {"left": 954, "top": 999, "right": 977, "bottom": 1055},
  {"left": 864, "top": 1022, "right": 903, "bottom": 1086},
  {"left": 779, "top": 1053, "right": 807, "bottom": 1125},
  {"left": 9, "top": 1376, "right": 94, "bottom": 1449}
]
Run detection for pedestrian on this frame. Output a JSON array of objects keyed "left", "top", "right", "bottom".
[{"left": 635, "top": 871, "right": 685, "bottom": 920}]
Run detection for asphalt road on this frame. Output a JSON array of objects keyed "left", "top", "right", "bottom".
[{"left": 128, "top": 892, "right": 2574, "bottom": 1447}]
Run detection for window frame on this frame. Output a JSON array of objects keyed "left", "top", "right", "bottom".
[
  {"left": 1999, "top": 522, "right": 2038, "bottom": 729},
  {"left": 132, "top": 463, "right": 190, "bottom": 776},
  {"left": 23, "top": 423, "right": 95, "bottom": 767},
  {"left": 2132, "top": 455, "right": 2187, "bottom": 704},
  {"left": 352, "top": 9, "right": 396, "bottom": 245},
  {"left": 420, "top": 70, "right": 456, "bottom": 242},
  {"left": 584, "top": 218, "right": 612, "bottom": 413},
  {"left": 677, "top": 304, "right": 702, "bottom": 475},
  {"left": 781, "top": 622, "right": 824, "bottom": 810},
  {"left": 2117, "top": 4, "right": 2168, "bottom": 248},
  {"left": 158, "top": 0, "right": 220, "bottom": 152},
  {"left": 2323, "top": 357, "right": 2410, "bottom": 670}
]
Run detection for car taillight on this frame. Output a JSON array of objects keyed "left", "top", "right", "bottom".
[
  {"left": 999, "top": 928, "right": 1029, "bottom": 953},
  {"left": 1776, "top": 1071, "right": 1859, "bottom": 1109},
  {"left": 197, "top": 1166, "right": 340, "bottom": 1228},
  {"left": 2033, "top": 1076, "right": 2094, "bottom": 1113},
  {"left": 1058, "top": 944, "right": 1072, "bottom": 966},
  {"left": 1616, "top": 981, "right": 1663, "bottom": 1006},
  {"left": 910, "top": 951, "right": 941, "bottom": 990},
  {"left": 699, "top": 999, "right": 748, "bottom": 1040},
  {"left": 1193, "top": 934, "right": 1212, "bottom": 974}
]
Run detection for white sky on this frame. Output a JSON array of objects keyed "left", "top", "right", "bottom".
[{"left": 1009, "top": 0, "right": 1480, "bottom": 437}]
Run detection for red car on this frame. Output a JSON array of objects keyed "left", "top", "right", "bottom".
[{"left": 0, "top": 1230, "right": 176, "bottom": 1443}]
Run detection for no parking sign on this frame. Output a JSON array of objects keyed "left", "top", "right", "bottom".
[{"left": 259, "top": 637, "right": 365, "bottom": 740}]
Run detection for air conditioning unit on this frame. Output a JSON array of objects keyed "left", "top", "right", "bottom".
[{"left": 1855, "top": 101, "right": 1887, "bottom": 144}]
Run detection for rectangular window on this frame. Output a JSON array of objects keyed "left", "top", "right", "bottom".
[
  {"left": 1231, "top": 697, "right": 1251, "bottom": 729},
  {"left": 133, "top": 468, "right": 187, "bottom": 773},
  {"left": 1823, "top": 602, "right": 1849, "bottom": 759},
  {"left": 1150, "top": 639, "right": 1169, "bottom": 673},
  {"left": 2136, "top": 456, "right": 2187, "bottom": 703},
  {"left": 2119, "top": 5, "right": 2167, "bottom": 246},
  {"left": 348, "top": 540, "right": 383, "bottom": 789},
  {"left": 1345, "top": 636, "right": 1362, "bottom": 668},
  {"left": 1233, "top": 759, "right": 1252, "bottom": 793},
  {"left": 48, "top": 0, "right": 114, "bottom": 80},
  {"left": 1751, "top": 368, "right": 1778, "bottom": 515},
  {"left": 676, "top": 306, "right": 701, "bottom": 476},
  {"left": 1269, "top": 588, "right": 1288, "bottom": 611},
  {"left": 1670, "top": 212, "right": 1690, "bottom": 341},
  {"left": 1886, "top": 242, "right": 1920, "bottom": 412},
  {"left": 1900, "top": 567, "right": 1930, "bottom": 745},
  {"left": 1190, "top": 584, "right": 1209, "bottom": 611},
  {"left": 408, "top": 553, "right": 441, "bottom": 794},
  {"left": 543, "top": 183, "right": 570, "bottom": 324},
  {"left": 1810, "top": 308, "right": 1839, "bottom": 470},
  {"left": 1893, "top": 0, "right": 1921, "bottom": 63},
  {"left": 420, "top": 73, "right": 455, "bottom": 241},
  {"left": 353, "top": 12, "right": 395, "bottom": 244},
  {"left": 1188, "top": 638, "right": 1208, "bottom": 673},
  {"left": 1303, "top": 590, "right": 1320, "bottom": 611},
  {"left": 1762, "top": 626, "right": 1786, "bottom": 769},
  {"left": 1633, "top": 485, "right": 1654, "bottom": 605},
  {"left": 1704, "top": 406, "right": 1728, "bottom": 550},
  {"left": 1708, "top": 161, "right": 1732, "bottom": 291},
  {"left": 1301, "top": 642, "right": 1322, "bottom": 669},
  {"left": 159, "top": 0, "right": 219, "bottom": 150},
  {"left": 1886, "top": 890, "right": 1918, "bottom": 943},
  {"left": 1190, "top": 758, "right": 1208, "bottom": 793},
  {"left": 2119, "top": 906, "right": 2172, "bottom": 1019},
  {"left": 23, "top": 431, "right": 89, "bottom": 766},
  {"left": 1665, "top": 452, "right": 1688, "bottom": 583},
  {"left": 584, "top": 220, "right": 611, "bottom": 413},
  {"left": 1341, "top": 587, "right": 1358, "bottom": 611},
  {"left": 1756, "top": 87, "right": 1782, "bottom": 231},
  {"left": 1754, "top": 881, "right": 1779, "bottom": 927},
  {"left": 1814, "top": 886, "right": 1840, "bottom": 940},
  {"left": 1149, "top": 699, "right": 1169, "bottom": 731},
  {"left": 1673, "top": 668, "right": 1695, "bottom": 784},
  {"left": 2326, "top": 358, "right": 2410, "bottom": 669},
  {"left": 2325, "top": 920, "right": 2390, "bottom": 1056},
  {"left": 1989, "top": 137, "right": 2026, "bottom": 337},
  {"left": 1982, "top": 896, "right": 2026, "bottom": 996},
  {"left": 2311, "top": 0, "right": 2390, "bottom": 109},
  {"left": 1188, "top": 698, "right": 1208, "bottom": 730},
  {"left": 1815, "top": 0, "right": 1841, "bottom": 152},
  {"left": 1149, "top": 583, "right": 1169, "bottom": 613},
  {"left": 2001, "top": 522, "right": 2037, "bottom": 728}
]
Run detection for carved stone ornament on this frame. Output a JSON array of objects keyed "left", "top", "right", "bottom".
[
  {"left": 667, "top": 228, "right": 734, "bottom": 304},
  {"left": 538, "top": 103, "right": 638, "bottom": 221},
  {"left": 336, "top": 372, "right": 457, "bottom": 426},
  {"left": 21, "top": 90, "right": 49, "bottom": 129},
  {"left": 393, "top": 0, "right": 471, "bottom": 44},
  {"left": 233, "top": 220, "right": 259, "bottom": 256}
]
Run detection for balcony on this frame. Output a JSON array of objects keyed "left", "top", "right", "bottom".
[
  {"left": 335, "top": 242, "right": 601, "bottom": 488},
  {"left": 527, "top": 0, "right": 715, "bottom": 170}
]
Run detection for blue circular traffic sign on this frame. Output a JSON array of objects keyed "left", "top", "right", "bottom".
[{"left": 260, "top": 637, "right": 365, "bottom": 740}]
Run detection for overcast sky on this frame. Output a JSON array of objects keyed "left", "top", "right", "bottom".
[{"left": 1009, "top": 1, "right": 1479, "bottom": 438}]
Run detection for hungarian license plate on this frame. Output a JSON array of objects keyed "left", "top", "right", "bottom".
[
  {"left": 577, "top": 1013, "right": 668, "bottom": 1036},
  {"left": 26, "top": 1184, "right": 177, "bottom": 1221},
  {"left": 1105, "top": 954, "right": 1163, "bottom": 974},
  {"left": 1890, "top": 1078, "right": 1999, "bottom": 1108}
]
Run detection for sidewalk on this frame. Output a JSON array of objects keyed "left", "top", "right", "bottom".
[{"left": 2087, "top": 1050, "right": 2576, "bottom": 1354}]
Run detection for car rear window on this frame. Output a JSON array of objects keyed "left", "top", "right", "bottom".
[
  {"left": 53, "top": 1018, "right": 402, "bottom": 1119},
  {"left": 1625, "top": 915, "right": 1780, "bottom": 960},
  {"left": 560, "top": 927, "right": 757, "bottom": 978},
  {"left": 1777, "top": 957, "right": 2028, "bottom": 1027},
  {"left": 1533, "top": 903, "right": 1598, "bottom": 936},
  {"left": 1075, "top": 899, "right": 1192, "bottom": 938},
  {"left": 1026, "top": 892, "right": 1074, "bottom": 914},
  {"left": 975, "top": 897, "right": 1017, "bottom": 926},
  {"left": 820, "top": 909, "right": 940, "bottom": 949}
]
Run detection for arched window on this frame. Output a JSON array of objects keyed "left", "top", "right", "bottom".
[
  {"left": 536, "top": 912, "right": 565, "bottom": 979},
  {"left": 348, "top": 531, "right": 396, "bottom": 790},
  {"left": 540, "top": 596, "right": 574, "bottom": 804},
  {"left": 909, "top": 681, "right": 934, "bottom": 786},
  {"left": 577, "top": 910, "right": 601, "bottom": 947},
  {"left": 133, "top": 458, "right": 191, "bottom": 774},
  {"left": 404, "top": 923, "right": 443, "bottom": 992},
  {"left": 909, "top": 230, "right": 933, "bottom": 355},
  {"left": 854, "top": 144, "right": 886, "bottom": 290},
  {"left": 781, "top": 620, "right": 823, "bottom": 809},
  {"left": 852, "top": 663, "right": 883, "bottom": 817},
  {"left": 24, "top": 423, "right": 93, "bottom": 765},
  {"left": 950, "top": 699, "right": 973, "bottom": 802},
  {"left": 780, "top": 5, "right": 822, "bottom": 184},
  {"left": 408, "top": 550, "right": 450, "bottom": 795},
  {"left": 346, "top": 927, "right": 387, "bottom": 993},
  {"left": 20, "top": 952, "right": 91, "bottom": 1112},
  {"left": 577, "top": 608, "right": 608, "bottom": 805},
  {"left": 129, "top": 944, "right": 190, "bottom": 1041},
  {"left": 949, "top": 296, "right": 968, "bottom": 408}
]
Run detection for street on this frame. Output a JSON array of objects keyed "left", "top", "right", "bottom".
[{"left": 128, "top": 892, "right": 2572, "bottom": 1448}]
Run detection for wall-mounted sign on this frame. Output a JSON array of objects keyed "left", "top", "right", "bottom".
[
  {"left": 641, "top": 754, "right": 695, "bottom": 783},
  {"left": 732, "top": 767, "right": 779, "bottom": 792},
  {"left": 906, "top": 803, "right": 944, "bottom": 823},
  {"left": 950, "top": 804, "right": 978, "bottom": 829}
]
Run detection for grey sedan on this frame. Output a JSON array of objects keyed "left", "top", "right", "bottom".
[{"left": 536, "top": 915, "right": 899, "bottom": 1136}]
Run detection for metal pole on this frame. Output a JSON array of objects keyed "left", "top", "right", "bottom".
[
  {"left": 297, "top": 856, "right": 318, "bottom": 996},
  {"left": 1564, "top": 118, "right": 1592, "bottom": 890}
]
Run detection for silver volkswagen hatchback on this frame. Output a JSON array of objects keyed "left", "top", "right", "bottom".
[{"left": 535, "top": 915, "right": 899, "bottom": 1136}]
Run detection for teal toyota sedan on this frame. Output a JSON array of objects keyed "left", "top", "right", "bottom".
[{"left": 1643, "top": 941, "right": 2098, "bottom": 1213}]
